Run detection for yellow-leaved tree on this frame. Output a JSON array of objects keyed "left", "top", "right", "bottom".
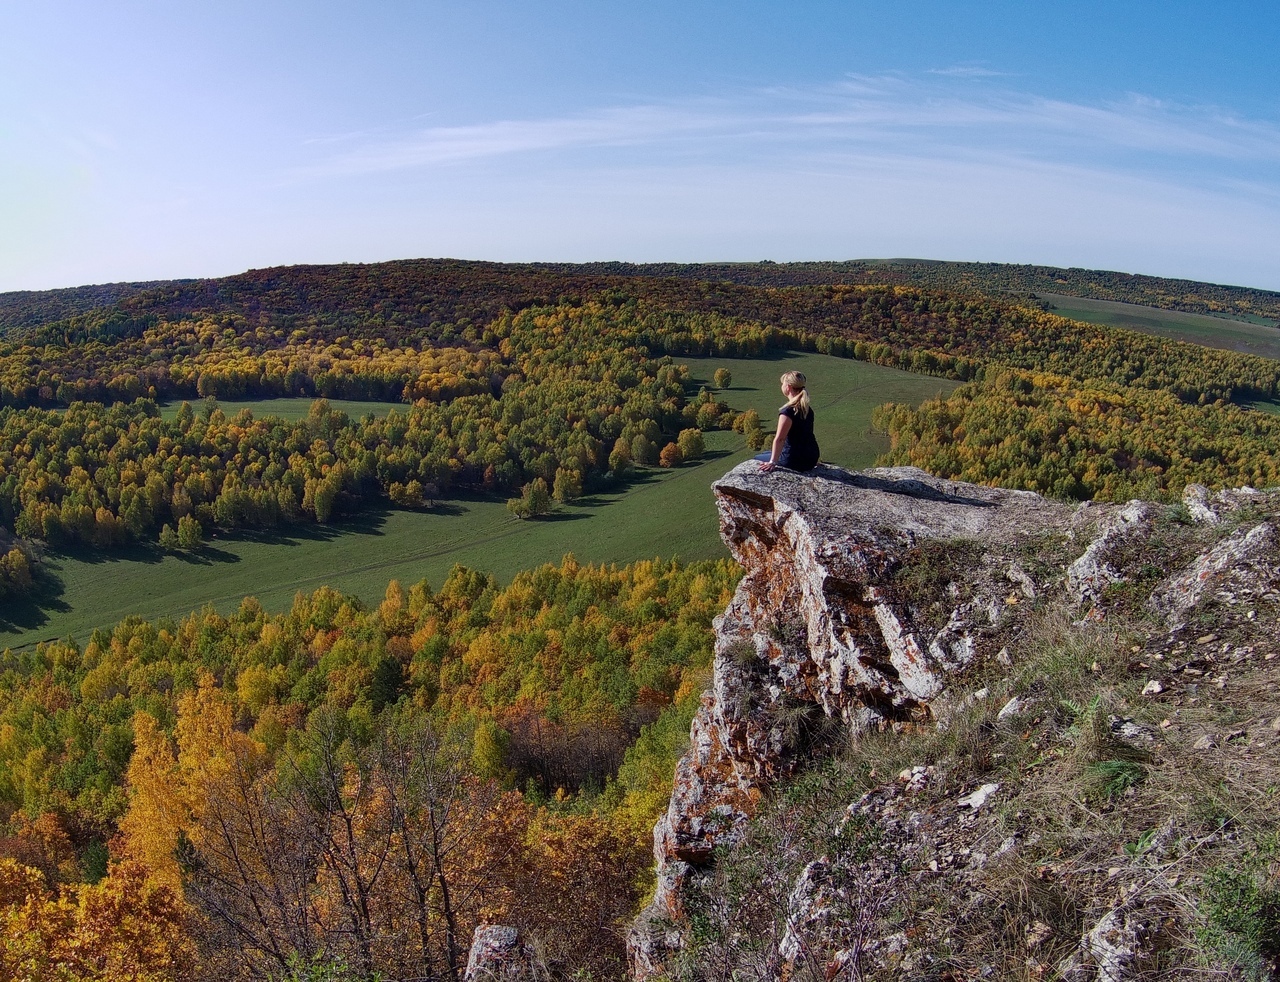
[{"left": 0, "top": 856, "right": 193, "bottom": 982}]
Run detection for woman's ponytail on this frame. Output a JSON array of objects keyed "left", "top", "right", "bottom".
[{"left": 780, "top": 371, "right": 811, "bottom": 419}]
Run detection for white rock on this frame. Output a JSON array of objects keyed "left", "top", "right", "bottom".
[
  {"left": 1149, "top": 523, "right": 1279, "bottom": 626},
  {"left": 957, "top": 783, "right": 999, "bottom": 810},
  {"left": 1182, "top": 484, "right": 1219, "bottom": 524},
  {"left": 996, "top": 696, "right": 1025, "bottom": 721}
]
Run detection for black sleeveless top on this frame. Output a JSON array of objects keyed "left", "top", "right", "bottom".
[{"left": 780, "top": 404, "right": 819, "bottom": 471}]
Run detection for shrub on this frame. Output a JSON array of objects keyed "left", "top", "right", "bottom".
[
  {"left": 176, "top": 514, "right": 203, "bottom": 551},
  {"left": 507, "top": 478, "right": 552, "bottom": 519},
  {"left": 632, "top": 434, "right": 659, "bottom": 466},
  {"left": 1199, "top": 854, "right": 1280, "bottom": 978},
  {"left": 552, "top": 468, "right": 582, "bottom": 503},
  {"left": 158, "top": 523, "right": 179, "bottom": 551},
  {"left": 677, "top": 428, "right": 705, "bottom": 461}
]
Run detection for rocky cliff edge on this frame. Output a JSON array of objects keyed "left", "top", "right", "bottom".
[{"left": 628, "top": 462, "right": 1280, "bottom": 979}]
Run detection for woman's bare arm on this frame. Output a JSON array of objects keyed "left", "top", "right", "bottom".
[{"left": 759, "top": 414, "right": 792, "bottom": 472}]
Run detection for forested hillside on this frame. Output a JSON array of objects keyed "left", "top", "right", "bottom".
[
  {"left": 1, "top": 556, "right": 735, "bottom": 978},
  {"left": 0, "top": 280, "right": 175, "bottom": 338},
  {"left": 574, "top": 260, "right": 1280, "bottom": 322},
  {"left": 3, "top": 258, "right": 1280, "bottom": 980},
  {"left": 6, "top": 259, "right": 1278, "bottom": 341}
]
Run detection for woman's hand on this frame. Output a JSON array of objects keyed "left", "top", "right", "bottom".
[{"left": 759, "top": 414, "right": 791, "bottom": 473}]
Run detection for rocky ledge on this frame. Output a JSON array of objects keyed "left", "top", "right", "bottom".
[{"left": 627, "top": 463, "right": 1280, "bottom": 978}]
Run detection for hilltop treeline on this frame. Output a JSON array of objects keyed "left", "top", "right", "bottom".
[
  {"left": 6, "top": 258, "right": 1277, "bottom": 341},
  {"left": 582, "top": 260, "right": 1280, "bottom": 321},
  {"left": 0, "top": 556, "right": 737, "bottom": 979},
  {"left": 3, "top": 267, "right": 1279, "bottom": 411},
  {"left": 0, "top": 280, "right": 172, "bottom": 338}
]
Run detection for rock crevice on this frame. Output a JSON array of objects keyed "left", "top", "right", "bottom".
[
  {"left": 629, "top": 463, "right": 1092, "bottom": 976},
  {"left": 628, "top": 462, "right": 1280, "bottom": 979}
]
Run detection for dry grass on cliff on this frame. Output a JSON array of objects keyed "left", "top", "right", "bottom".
[
  {"left": 679, "top": 603, "right": 1280, "bottom": 981},
  {"left": 891, "top": 607, "right": 1278, "bottom": 979}
]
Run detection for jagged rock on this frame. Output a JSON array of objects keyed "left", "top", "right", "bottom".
[
  {"left": 1058, "top": 895, "right": 1173, "bottom": 981},
  {"left": 956, "top": 783, "right": 999, "bottom": 810},
  {"left": 464, "top": 925, "right": 543, "bottom": 982},
  {"left": 630, "top": 463, "right": 1087, "bottom": 976},
  {"left": 1109, "top": 717, "right": 1155, "bottom": 744},
  {"left": 1006, "top": 562, "right": 1039, "bottom": 598},
  {"left": 1066, "top": 500, "right": 1152, "bottom": 607},
  {"left": 1148, "top": 522, "right": 1280, "bottom": 627},
  {"left": 997, "top": 695, "right": 1028, "bottom": 721},
  {"left": 1182, "top": 483, "right": 1267, "bottom": 524},
  {"left": 627, "top": 463, "right": 1280, "bottom": 978},
  {"left": 712, "top": 464, "right": 1066, "bottom": 718},
  {"left": 1182, "top": 484, "right": 1220, "bottom": 524}
]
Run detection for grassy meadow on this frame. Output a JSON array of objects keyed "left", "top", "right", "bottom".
[
  {"left": 158, "top": 396, "right": 407, "bottom": 421},
  {"left": 2, "top": 352, "right": 956, "bottom": 650},
  {"left": 1039, "top": 292, "right": 1280, "bottom": 361}
]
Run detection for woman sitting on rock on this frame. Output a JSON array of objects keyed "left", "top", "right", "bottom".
[{"left": 757, "top": 370, "right": 820, "bottom": 473}]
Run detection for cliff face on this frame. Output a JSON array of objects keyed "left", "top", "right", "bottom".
[{"left": 629, "top": 463, "right": 1280, "bottom": 979}]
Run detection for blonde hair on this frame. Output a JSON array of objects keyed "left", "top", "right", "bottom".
[{"left": 780, "top": 371, "right": 811, "bottom": 419}]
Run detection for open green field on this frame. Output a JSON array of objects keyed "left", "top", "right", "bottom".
[
  {"left": 158, "top": 396, "right": 407, "bottom": 421},
  {"left": 678, "top": 349, "right": 957, "bottom": 466},
  {"left": 1039, "top": 293, "right": 1280, "bottom": 361},
  {"left": 2, "top": 353, "right": 954, "bottom": 651}
]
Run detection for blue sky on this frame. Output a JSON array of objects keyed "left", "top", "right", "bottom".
[{"left": 3, "top": 1, "right": 1279, "bottom": 292}]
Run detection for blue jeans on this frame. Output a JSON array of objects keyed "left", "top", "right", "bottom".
[{"left": 754, "top": 450, "right": 791, "bottom": 467}]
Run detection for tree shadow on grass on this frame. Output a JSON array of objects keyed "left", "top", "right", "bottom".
[
  {"left": 572, "top": 494, "right": 615, "bottom": 508},
  {"left": 540, "top": 511, "right": 591, "bottom": 523},
  {"left": 2, "top": 509, "right": 401, "bottom": 640},
  {"left": 424, "top": 501, "right": 467, "bottom": 517},
  {"left": 171, "top": 545, "right": 240, "bottom": 566},
  {"left": 572, "top": 470, "right": 666, "bottom": 509},
  {"left": 208, "top": 507, "right": 396, "bottom": 549},
  {"left": 0, "top": 571, "right": 70, "bottom": 635},
  {"left": 49, "top": 540, "right": 164, "bottom": 567}
]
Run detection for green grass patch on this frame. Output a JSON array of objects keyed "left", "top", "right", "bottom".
[
  {"left": 157, "top": 396, "right": 407, "bottom": 421},
  {"left": 3, "top": 353, "right": 952, "bottom": 650},
  {"left": 1039, "top": 292, "right": 1280, "bottom": 362},
  {"left": 1, "top": 438, "right": 731, "bottom": 649},
  {"left": 679, "top": 350, "right": 958, "bottom": 468},
  {"left": 1242, "top": 399, "right": 1280, "bottom": 416},
  {"left": 1199, "top": 840, "right": 1280, "bottom": 978}
]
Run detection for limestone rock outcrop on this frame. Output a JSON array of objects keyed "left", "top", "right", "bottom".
[
  {"left": 630, "top": 463, "right": 1088, "bottom": 975},
  {"left": 628, "top": 461, "right": 1279, "bottom": 977},
  {"left": 464, "top": 925, "right": 543, "bottom": 982}
]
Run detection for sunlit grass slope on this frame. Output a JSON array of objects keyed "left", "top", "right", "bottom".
[
  {"left": 3, "top": 353, "right": 955, "bottom": 650},
  {"left": 158, "top": 397, "right": 407, "bottom": 421},
  {"left": 1039, "top": 293, "right": 1280, "bottom": 361}
]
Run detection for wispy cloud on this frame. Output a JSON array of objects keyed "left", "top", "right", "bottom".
[
  {"left": 298, "top": 104, "right": 737, "bottom": 176},
  {"left": 262, "top": 75, "right": 1280, "bottom": 292},
  {"left": 297, "top": 74, "right": 1280, "bottom": 185},
  {"left": 928, "top": 65, "right": 1008, "bottom": 78}
]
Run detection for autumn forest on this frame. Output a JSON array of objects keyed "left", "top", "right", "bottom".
[{"left": 3, "top": 259, "right": 1280, "bottom": 980}]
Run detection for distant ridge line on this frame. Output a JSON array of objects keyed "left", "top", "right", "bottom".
[{"left": 3, "top": 259, "right": 1278, "bottom": 339}]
